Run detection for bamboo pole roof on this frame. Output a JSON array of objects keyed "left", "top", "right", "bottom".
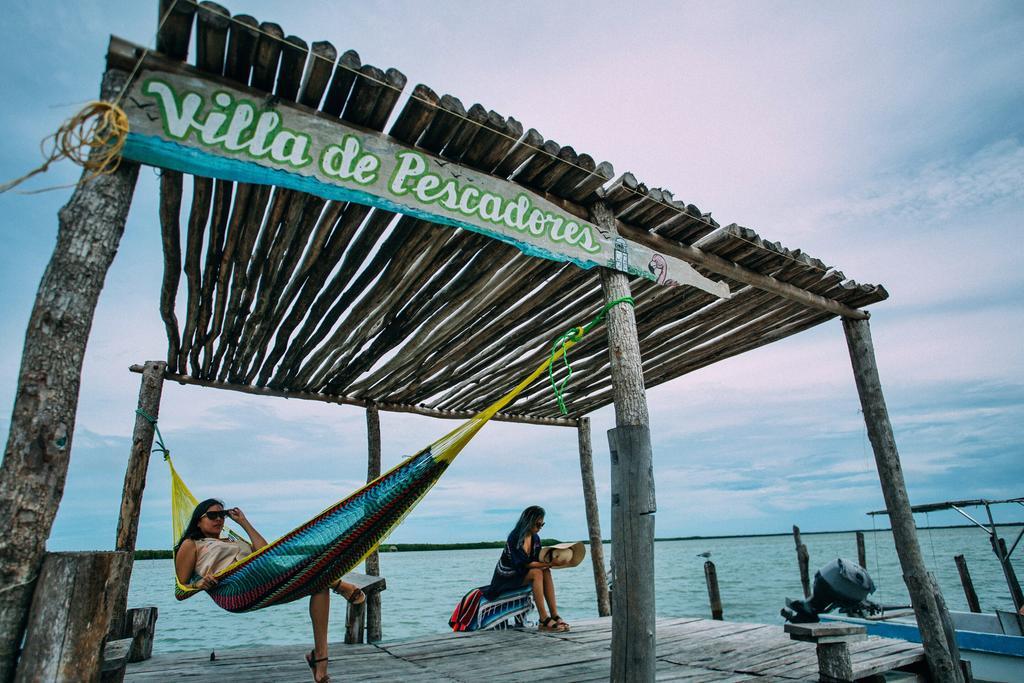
[{"left": 117, "top": 0, "right": 887, "bottom": 422}]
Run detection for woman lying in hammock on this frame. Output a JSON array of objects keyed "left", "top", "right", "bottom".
[
  {"left": 483, "top": 505, "right": 570, "bottom": 632},
  {"left": 174, "top": 499, "right": 366, "bottom": 683}
]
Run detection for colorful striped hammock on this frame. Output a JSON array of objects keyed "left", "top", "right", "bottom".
[{"left": 168, "top": 325, "right": 591, "bottom": 612}]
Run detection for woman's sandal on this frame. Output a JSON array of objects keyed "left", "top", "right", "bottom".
[
  {"left": 551, "top": 614, "right": 571, "bottom": 632},
  {"left": 330, "top": 582, "right": 366, "bottom": 605},
  {"left": 539, "top": 616, "right": 568, "bottom": 632},
  {"left": 305, "top": 650, "right": 331, "bottom": 683}
]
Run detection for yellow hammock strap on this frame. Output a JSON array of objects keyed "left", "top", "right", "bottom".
[{"left": 430, "top": 296, "right": 635, "bottom": 462}]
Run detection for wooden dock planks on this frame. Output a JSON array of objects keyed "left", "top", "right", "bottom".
[{"left": 125, "top": 616, "right": 924, "bottom": 682}]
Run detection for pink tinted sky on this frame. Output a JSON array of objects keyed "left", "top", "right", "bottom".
[{"left": 0, "top": 1, "right": 1021, "bottom": 550}]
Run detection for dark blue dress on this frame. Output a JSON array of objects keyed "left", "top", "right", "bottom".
[{"left": 483, "top": 531, "right": 540, "bottom": 599}]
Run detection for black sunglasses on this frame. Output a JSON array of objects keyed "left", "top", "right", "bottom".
[{"left": 203, "top": 510, "right": 231, "bottom": 520}]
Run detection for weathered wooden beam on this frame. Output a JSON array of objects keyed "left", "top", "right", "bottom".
[
  {"left": 0, "top": 70, "right": 140, "bottom": 681},
  {"left": 594, "top": 201, "right": 655, "bottom": 683},
  {"left": 617, "top": 221, "right": 868, "bottom": 320},
  {"left": 843, "top": 317, "right": 961, "bottom": 682},
  {"left": 14, "top": 552, "right": 131, "bottom": 683},
  {"left": 365, "top": 403, "right": 383, "bottom": 642},
  {"left": 856, "top": 531, "right": 867, "bottom": 569},
  {"left": 577, "top": 417, "right": 611, "bottom": 617},
  {"left": 110, "top": 361, "right": 167, "bottom": 639},
  {"left": 127, "top": 365, "right": 578, "bottom": 427}
]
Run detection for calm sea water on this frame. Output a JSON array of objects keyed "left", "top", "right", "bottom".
[{"left": 128, "top": 525, "right": 1022, "bottom": 653}]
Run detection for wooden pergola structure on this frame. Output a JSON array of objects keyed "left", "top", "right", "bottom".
[{"left": 0, "top": 1, "right": 965, "bottom": 681}]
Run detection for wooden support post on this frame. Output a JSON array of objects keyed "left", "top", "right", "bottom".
[
  {"left": 110, "top": 361, "right": 167, "bottom": 637},
  {"left": 577, "top": 417, "right": 611, "bottom": 617},
  {"left": 786, "top": 621, "right": 866, "bottom": 683},
  {"left": 856, "top": 531, "right": 867, "bottom": 569},
  {"left": 344, "top": 603, "right": 366, "bottom": 645},
  {"left": 842, "top": 317, "right": 962, "bottom": 683},
  {"left": 704, "top": 560, "right": 723, "bottom": 620},
  {"left": 14, "top": 552, "right": 130, "bottom": 683},
  {"left": 0, "top": 69, "right": 140, "bottom": 682},
  {"left": 342, "top": 573, "right": 386, "bottom": 645},
  {"left": 364, "top": 403, "right": 382, "bottom": 642},
  {"left": 594, "top": 201, "right": 655, "bottom": 683},
  {"left": 954, "top": 555, "right": 981, "bottom": 613}
]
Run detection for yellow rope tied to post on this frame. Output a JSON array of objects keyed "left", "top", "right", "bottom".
[{"left": 0, "top": 101, "right": 130, "bottom": 194}]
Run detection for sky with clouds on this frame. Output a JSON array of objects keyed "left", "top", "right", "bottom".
[{"left": 0, "top": 1, "right": 1021, "bottom": 552}]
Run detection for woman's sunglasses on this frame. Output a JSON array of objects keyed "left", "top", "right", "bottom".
[{"left": 203, "top": 510, "right": 231, "bottom": 520}]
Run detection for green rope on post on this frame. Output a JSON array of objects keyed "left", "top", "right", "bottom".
[
  {"left": 135, "top": 408, "right": 170, "bottom": 460},
  {"left": 549, "top": 297, "right": 635, "bottom": 415}
]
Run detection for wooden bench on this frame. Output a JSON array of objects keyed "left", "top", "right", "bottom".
[
  {"left": 785, "top": 621, "right": 867, "bottom": 682},
  {"left": 341, "top": 572, "right": 387, "bottom": 644}
]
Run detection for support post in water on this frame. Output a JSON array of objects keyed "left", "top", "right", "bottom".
[
  {"left": 843, "top": 316, "right": 962, "bottom": 682},
  {"left": 593, "top": 201, "right": 656, "bottom": 683},
  {"left": 704, "top": 561, "right": 723, "bottom": 620},
  {"left": 577, "top": 417, "right": 611, "bottom": 617},
  {"left": 954, "top": 555, "right": 981, "bottom": 613},
  {"left": 365, "top": 402, "right": 383, "bottom": 642},
  {"left": 856, "top": 531, "right": 867, "bottom": 569},
  {"left": 793, "top": 525, "right": 810, "bottom": 598}
]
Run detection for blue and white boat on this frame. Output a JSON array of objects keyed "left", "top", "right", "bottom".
[{"left": 827, "top": 497, "right": 1024, "bottom": 682}]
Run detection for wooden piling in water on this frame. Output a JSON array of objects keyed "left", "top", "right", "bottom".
[
  {"left": 856, "top": 531, "right": 867, "bottom": 568},
  {"left": 954, "top": 554, "right": 981, "bottom": 613},
  {"left": 793, "top": 525, "right": 811, "bottom": 598},
  {"left": 704, "top": 561, "right": 723, "bottom": 620}
]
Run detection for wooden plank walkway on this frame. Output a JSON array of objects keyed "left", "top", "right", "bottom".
[{"left": 125, "top": 617, "right": 924, "bottom": 682}]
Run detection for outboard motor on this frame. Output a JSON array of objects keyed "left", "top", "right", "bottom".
[{"left": 781, "top": 558, "right": 879, "bottom": 623}]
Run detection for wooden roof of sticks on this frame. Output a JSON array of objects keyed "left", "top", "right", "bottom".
[{"left": 114, "top": 0, "right": 887, "bottom": 425}]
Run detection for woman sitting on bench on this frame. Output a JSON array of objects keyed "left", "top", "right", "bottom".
[
  {"left": 484, "top": 505, "right": 570, "bottom": 632},
  {"left": 174, "top": 499, "right": 366, "bottom": 683}
]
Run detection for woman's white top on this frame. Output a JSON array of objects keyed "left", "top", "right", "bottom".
[{"left": 194, "top": 537, "right": 252, "bottom": 576}]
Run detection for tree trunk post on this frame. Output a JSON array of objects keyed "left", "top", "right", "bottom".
[
  {"left": 110, "top": 361, "right": 167, "bottom": 637},
  {"left": 856, "top": 531, "right": 867, "bottom": 569},
  {"left": 704, "top": 560, "right": 723, "bottom": 620},
  {"left": 842, "top": 317, "right": 962, "bottom": 682},
  {"left": 0, "top": 69, "right": 140, "bottom": 682},
  {"left": 593, "top": 202, "right": 655, "bottom": 683},
  {"left": 577, "top": 416, "right": 611, "bottom": 617},
  {"left": 14, "top": 552, "right": 130, "bottom": 683},
  {"left": 364, "top": 402, "right": 382, "bottom": 642},
  {"left": 954, "top": 555, "right": 981, "bottom": 614}
]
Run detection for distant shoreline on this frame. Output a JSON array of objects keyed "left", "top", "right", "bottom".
[{"left": 133, "top": 522, "right": 1022, "bottom": 560}]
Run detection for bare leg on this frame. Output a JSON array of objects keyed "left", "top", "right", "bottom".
[
  {"left": 309, "top": 590, "right": 330, "bottom": 680},
  {"left": 543, "top": 569, "right": 568, "bottom": 629},
  {"left": 524, "top": 569, "right": 549, "bottom": 622},
  {"left": 542, "top": 568, "right": 558, "bottom": 617}
]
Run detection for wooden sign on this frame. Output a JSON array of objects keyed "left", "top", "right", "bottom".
[{"left": 120, "top": 70, "right": 730, "bottom": 300}]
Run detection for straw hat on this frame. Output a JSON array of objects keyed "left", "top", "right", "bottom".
[{"left": 539, "top": 541, "right": 586, "bottom": 569}]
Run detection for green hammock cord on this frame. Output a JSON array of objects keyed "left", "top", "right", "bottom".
[
  {"left": 135, "top": 408, "right": 170, "bottom": 461},
  {"left": 548, "top": 296, "right": 635, "bottom": 415}
]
